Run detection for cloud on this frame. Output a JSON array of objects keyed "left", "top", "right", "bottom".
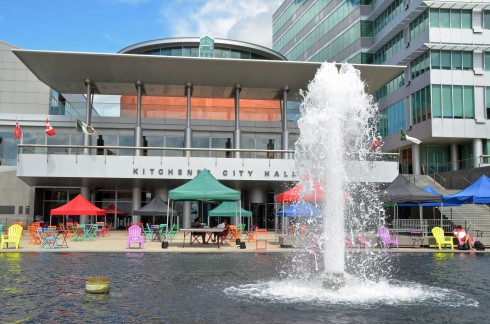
[{"left": 159, "top": 0, "right": 282, "bottom": 48}]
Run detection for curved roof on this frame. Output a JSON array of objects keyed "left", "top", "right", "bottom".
[{"left": 118, "top": 37, "right": 287, "bottom": 60}]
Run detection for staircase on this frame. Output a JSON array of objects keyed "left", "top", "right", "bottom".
[{"left": 403, "top": 174, "right": 490, "bottom": 239}]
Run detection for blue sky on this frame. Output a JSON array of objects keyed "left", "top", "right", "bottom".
[{"left": 0, "top": 0, "right": 282, "bottom": 53}]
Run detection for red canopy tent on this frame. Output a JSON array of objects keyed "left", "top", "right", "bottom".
[
  {"left": 105, "top": 203, "right": 126, "bottom": 215},
  {"left": 50, "top": 194, "right": 106, "bottom": 225},
  {"left": 275, "top": 182, "right": 325, "bottom": 203}
]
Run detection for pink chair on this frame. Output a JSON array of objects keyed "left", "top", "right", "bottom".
[
  {"left": 378, "top": 226, "right": 399, "bottom": 248},
  {"left": 127, "top": 225, "right": 145, "bottom": 249},
  {"left": 357, "top": 234, "right": 372, "bottom": 248}
]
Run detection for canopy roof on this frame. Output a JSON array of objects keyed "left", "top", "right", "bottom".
[
  {"left": 445, "top": 175, "right": 490, "bottom": 204},
  {"left": 208, "top": 201, "right": 252, "bottom": 217},
  {"left": 133, "top": 196, "right": 177, "bottom": 216},
  {"left": 397, "top": 186, "right": 461, "bottom": 207},
  {"left": 275, "top": 182, "right": 324, "bottom": 203},
  {"left": 168, "top": 169, "right": 241, "bottom": 201},
  {"left": 277, "top": 202, "right": 322, "bottom": 217},
  {"left": 105, "top": 203, "right": 127, "bottom": 215},
  {"left": 378, "top": 175, "right": 443, "bottom": 203},
  {"left": 50, "top": 194, "right": 107, "bottom": 216}
]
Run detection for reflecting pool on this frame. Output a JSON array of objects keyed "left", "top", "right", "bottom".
[{"left": 0, "top": 252, "right": 488, "bottom": 323}]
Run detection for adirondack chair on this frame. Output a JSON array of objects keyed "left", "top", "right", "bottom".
[
  {"left": 1, "top": 224, "right": 23, "bottom": 249},
  {"left": 432, "top": 226, "right": 454, "bottom": 250},
  {"left": 127, "top": 225, "right": 145, "bottom": 249},
  {"left": 378, "top": 226, "right": 399, "bottom": 248}
]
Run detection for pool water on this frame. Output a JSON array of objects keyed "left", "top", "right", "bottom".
[{"left": 0, "top": 252, "right": 488, "bottom": 323}]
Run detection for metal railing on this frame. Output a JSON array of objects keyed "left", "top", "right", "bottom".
[
  {"left": 425, "top": 165, "right": 446, "bottom": 185},
  {"left": 17, "top": 144, "right": 400, "bottom": 162},
  {"left": 392, "top": 219, "right": 454, "bottom": 234}
]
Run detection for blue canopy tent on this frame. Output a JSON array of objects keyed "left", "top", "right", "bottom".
[
  {"left": 277, "top": 202, "right": 322, "bottom": 217},
  {"left": 444, "top": 175, "right": 490, "bottom": 235}
]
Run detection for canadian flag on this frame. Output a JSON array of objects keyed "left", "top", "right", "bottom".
[{"left": 45, "top": 119, "right": 56, "bottom": 136}]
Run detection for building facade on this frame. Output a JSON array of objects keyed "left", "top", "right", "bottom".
[
  {"left": 1, "top": 36, "right": 398, "bottom": 227},
  {"left": 273, "top": 0, "right": 490, "bottom": 176}
]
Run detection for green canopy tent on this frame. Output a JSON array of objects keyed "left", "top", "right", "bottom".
[
  {"left": 167, "top": 169, "right": 241, "bottom": 229},
  {"left": 208, "top": 201, "right": 252, "bottom": 228}
]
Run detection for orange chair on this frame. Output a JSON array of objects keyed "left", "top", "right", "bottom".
[
  {"left": 27, "top": 226, "right": 41, "bottom": 245},
  {"left": 246, "top": 225, "right": 257, "bottom": 243},
  {"left": 255, "top": 228, "right": 268, "bottom": 250}
]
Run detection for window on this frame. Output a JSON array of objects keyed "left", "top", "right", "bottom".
[
  {"left": 432, "top": 85, "right": 442, "bottom": 118},
  {"left": 464, "top": 86, "right": 474, "bottom": 118},
  {"left": 486, "top": 87, "right": 490, "bottom": 118},
  {"left": 462, "top": 52, "right": 473, "bottom": 70}
]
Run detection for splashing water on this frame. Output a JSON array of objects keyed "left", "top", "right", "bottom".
[{"left": 295, "top": 62, "right": 382, "bottom": 277}]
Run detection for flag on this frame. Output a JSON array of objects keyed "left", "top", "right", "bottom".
[
  {"left": 76, "top": 119, "right": 96, "bottom": 135},
  {"left": 14, "top": 121, "right": 22, "bottom": 139},
  {"left": 45, "top": 119, "right": 56, "bottom": 136},
  {"left": 400, "top": 130, "right": 421, "bottom": 144},
  {"left": 372, "top": 138, "right": 381, "bottom": 151}
]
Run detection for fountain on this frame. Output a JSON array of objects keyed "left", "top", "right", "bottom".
[{"left": 294, "top": 62, "right": 382, "bottom": 288}]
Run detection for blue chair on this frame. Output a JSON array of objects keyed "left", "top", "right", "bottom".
[{"left": 43, "top": 228, "right": 60, "bottom": 249}]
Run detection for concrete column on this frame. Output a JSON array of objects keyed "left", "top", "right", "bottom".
[
  {"left": 249, "top": 190, "right": 267, "bottom": 204},
  {"left": 80, "top": 187, "right": 90, "bottom": 224},
  {"left": 412, "top": 143, "right": 421, "bottom": 175},
  {"left": 184, "top": 83, "right": 193, "bottom": 158},
  {"left": 183, "top": 201, "right": 191, "bottom": 229},
  {"left": 281, "top": 87, "right": 289, "bottom": 159},
  {"left": 233, "top": 85, "right": 241, "bottom": 158},
  {"left": 473, "top": 138, "right": 483, "bottom": 168},
  {"left": 154, "top": 188, "right": 168, "bottom": 201},
  {"left": 83, "top": 79, "right": 93, "bottom": 155},
  {"left": 134, "top": 81, "right": 143, "bottom": 156},
  {"left": 132, "top": 187, "right": 141, "bottom": 224},
  {"left": 450, "top": 143, "right": 459, "bottom": 171}
]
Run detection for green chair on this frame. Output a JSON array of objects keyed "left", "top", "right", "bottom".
[
  {"left": 167, "top": 223, "right": 179, "bottom": 240},
  {"left": 431, "top": 226, "right": 454, "bottom": 250},
  {"left": 1, "top": 224, "right": 23, "bottom": 249},
  {"left": 143, "top": 224, "right": 153, "bottom": 240}
]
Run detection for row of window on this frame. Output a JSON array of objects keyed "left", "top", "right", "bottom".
[
  {"left": 0, "top": 132, "right": 296, "bottom": 166},
  {"left": 432, "top": 84, "right": 475, "bottom": 119},
  {"left": 139, "top": 46, "right": 269, "bottom": 60},
  {"left": 409, "top": 50, "right": 473, "bottom": 80},
  {"left": 373, "top": 73, "right": 405, "bottom": 101},
  {"left": 378, "top": 99, "right": 406, "bottom": 137},
  {"left": 310, "top": 22, "right": 360, "bottom": 62},
  {"left": 409, "top": 11, "right": 429, "bottom": 41},
  {"left": 287, "top": 0, "right": 359, "bottom": 60},
  {"left": 373, "top": 0, "right": 403, "bottom": 35},
  {"left": 411, "top": 86, "right": 431, "bottom": 125},
  {"left": 429, "top": 9, "right": 472, "bottom": 29},
  {"left": 273, "top": 0, "right": 332, "bottom": 53},
  {"left": 373, "top": 32, "right": 403, "bottom": 64}
]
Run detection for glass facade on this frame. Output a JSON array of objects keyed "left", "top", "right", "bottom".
[
  {"left": 273, "top": 0, "right": 363, "bottom": 62},
  {"left": 411, "top": 86, "right": 431, "bottom": 124},
  {"left": 373, "top": 32, "right": 403, "bottom": 64},
  {"left": 373, "top": 72, "right": 405, "bottom": 101},
  {"left": 378, "top": 99, "right": 406, "bottom": 137},
  {"left": 431, "top": 85, "right": 474, "bottom": 119},
  {"left": 410, "top": 52, "right": 430, "bottom": 80},
  {"left": 373, "top": 0, "right": 403, "bottom": 36},
  {"left": 409, "top": 11, "right": 429, "bottom": 41},
  {"left": 430, "top": 50, "right": 472, "bottom": 71},
  {"left": 429, "top": 9, "right": 472, "bottom": 28}
]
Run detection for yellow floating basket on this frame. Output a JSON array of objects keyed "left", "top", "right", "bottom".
[{"left": 85, "top": 276, "right": 110, "bottom": 294}]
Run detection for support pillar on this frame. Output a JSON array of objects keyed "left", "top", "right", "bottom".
[
  {"left": 132, "top": 187, "right": 141, "bottom": 224},
  {"left": 183, "top": 202, "right": 191, "bottom": 229},
  {"left": 473, "top": 138, "right": 483, "bottom": 168},
  {"left": 134, "top": 81, "right": 144, "bottom": 156},
  {"left": 412, "top": 143, "right": 421, "bottom": 175},
  {"left": 184, "top": 83, "right": 193, "bottom": 158},
  {"left": 80, "top": 187, "right": 90, "bottom": 224},
  {"left": 450, "top": 143, "right": 459, "bottom": 171},
  {"left": 233, "top": 84, "right": 242, "bottom": 158},
  {"left": 83, "top": 79, "right": 93, "bottom": 155},
  {"left": 281, "top": 87, "right": 289, "bottom": 159}
]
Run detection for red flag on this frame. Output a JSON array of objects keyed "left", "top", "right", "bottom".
[
  {"left": 371, "top": 138, "right": 381, "bottom": 151},
  {"left": 45, "top": 119, "right": 56, "bottom": 136},
  {"left": 14, "top": 121, "right": 22, "bottom": 139}
]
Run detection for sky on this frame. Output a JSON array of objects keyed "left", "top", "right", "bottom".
[{"left": 0, "top": 0, "right": 283, "bottom": 53}]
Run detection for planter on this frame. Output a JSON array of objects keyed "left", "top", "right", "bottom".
[{"left": 86, "top": 276, "right": 110, "bottom": 294}]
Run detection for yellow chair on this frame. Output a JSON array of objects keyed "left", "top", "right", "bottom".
[
  {"left": 1, "top": 224, "right": 23, "bottom": 249},
  {"left": 431, "top": 226, "right": 454, "bottom": 250}
]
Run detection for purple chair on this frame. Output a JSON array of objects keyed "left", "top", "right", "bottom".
[
  {"left": 127, "top": 225, "right": 145, "bottom": 249},
  {"left": 378, "top": 226, "right": 399, "bottom": 248}
]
